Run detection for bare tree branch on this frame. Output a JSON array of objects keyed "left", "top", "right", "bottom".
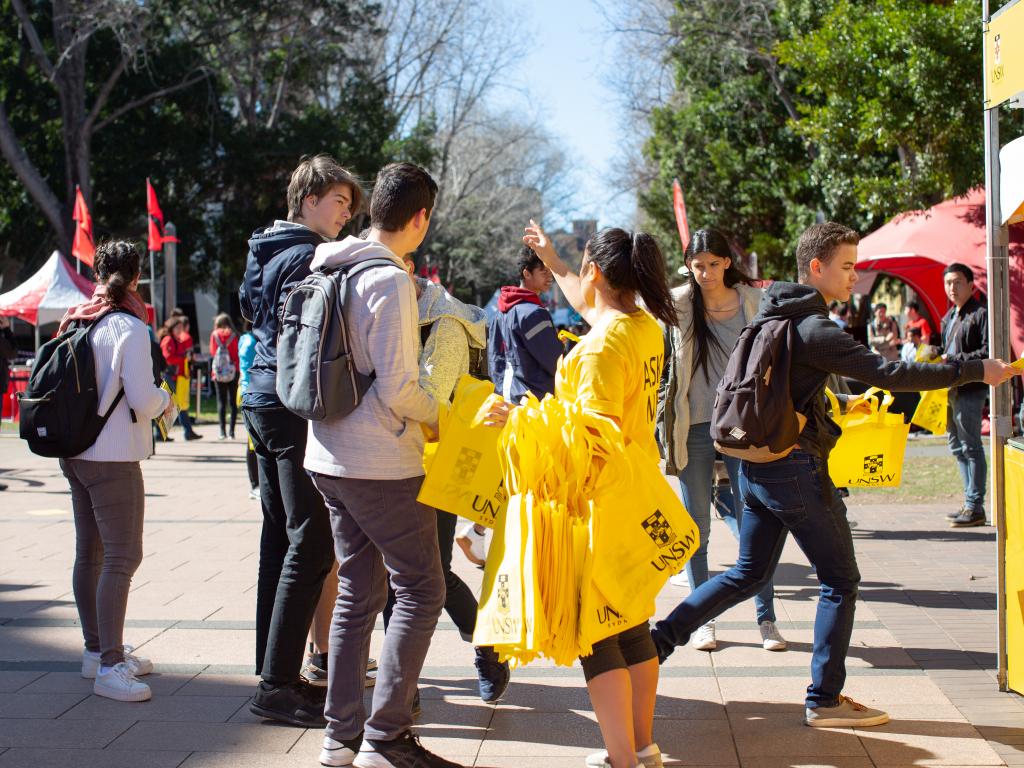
[{"left": 94, "top": 69, "right": 209, "bottom": 133}]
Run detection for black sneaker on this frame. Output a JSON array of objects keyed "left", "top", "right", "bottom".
[
  {"left": 353, "top": 732, "right": 464, "bottom": 767},
  {"left": 947, "top": 505, "right": 969, "bottom": 520},
  {"left": 473, "top": 646, "right": 510, "bottom": 703},
  {"left": 249, "top": 680, "right": 326, "bottom": 727},
  {"left": 184, "top": 432, "right": 204, "bottom": 441},
  {"left": 951, "top": 509, "right": 986, "bottom": 528}
]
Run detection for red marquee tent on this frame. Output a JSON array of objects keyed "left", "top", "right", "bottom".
[
  {"left": 856, "top": 189, "right": 1024, "bottom": 357},
  {"left": 0, "top": 251, "right": 94, "bottom": 326}
]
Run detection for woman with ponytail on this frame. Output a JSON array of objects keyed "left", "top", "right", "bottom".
[
  {"left": 489, "top": 221, "right": 677, "bottom": 768},
  {"left": 58, "top": 241, "right": 175, "bottom": 703},
  {"left": 658, "top": 228, "right": 787, "bottom": 654}
]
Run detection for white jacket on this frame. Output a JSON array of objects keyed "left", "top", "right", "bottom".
[
  {"left": 303, "top": 237, "right": 438, "bottom": 480},
  {"left": 664, "top": 282, "right": 762, "bottom": 473},
  {"left": 75, "top": 313, "right": 170, "bottom": 462}
]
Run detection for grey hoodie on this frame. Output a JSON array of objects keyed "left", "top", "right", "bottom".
[
  {"left": 303, "top": 236, "right": 438, "bottom": 480},
  {"left": 416, "top": 278, "right": 487, "bottom": 402}
]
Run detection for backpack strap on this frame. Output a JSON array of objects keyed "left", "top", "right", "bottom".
[{"left": 330, "top": 258, "right": 408, "bottom": 393}]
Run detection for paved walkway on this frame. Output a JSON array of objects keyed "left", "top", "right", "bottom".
[{"left": 0, "top": 424, "right": 1021, "bottom": 767}]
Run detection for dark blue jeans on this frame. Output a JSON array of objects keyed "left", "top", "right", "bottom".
[
  {"left": 653, "top": 450, "right": 861, "bottom": 709},
  {"left": 947, "top": 387, "right": 987, "bottom": 513}
]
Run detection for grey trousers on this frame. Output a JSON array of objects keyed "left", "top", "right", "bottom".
[
  {"left": 59, "top": 459, "right": 145, "bottom": 667},
  {"left": 310, "top": 473, "right": 444, "bottom": 743}
]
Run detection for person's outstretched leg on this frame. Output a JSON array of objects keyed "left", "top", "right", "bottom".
[{"left": 652, "top": 468, "right": 788, "bottom": 660}]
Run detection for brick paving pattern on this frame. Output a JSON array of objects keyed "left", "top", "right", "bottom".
[{"left": 0, "top": 425, "right": 1021, "bottom": 766}]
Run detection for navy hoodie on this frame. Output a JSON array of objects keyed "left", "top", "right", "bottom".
[
  {"left": 239, "top": 221, "right": 324, "bottom": 405},
  {"left": 487, "top": 286, "right": 563, "bottom": 402}
]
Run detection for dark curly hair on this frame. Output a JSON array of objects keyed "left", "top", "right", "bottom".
[{"left": 94, "top": 241, "right": 141, "bottom": 305}]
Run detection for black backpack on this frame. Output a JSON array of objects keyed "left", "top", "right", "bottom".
[
  {"left": 276, "top": 258, "right": 402, "bottom": 421},
  {"left": 710, "top": 317, "right": 808, "bottom": 462},
  {"left": 19, "top": 313, "right": 130, "bottom": 458},
  {"left": 419, "top": 322, "right": 489, "bottom": 383}
]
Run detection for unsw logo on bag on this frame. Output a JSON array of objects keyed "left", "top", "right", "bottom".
[
  {"left": 825, "top": 387, "right": 909, "bottom": 488},
  {"left": 418, "top": 376, "right": 507, "bottom": 528}
]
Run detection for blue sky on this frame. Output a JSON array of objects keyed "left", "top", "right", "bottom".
[{"left": 502, "top": 0, "right": 637, "bottom": 231}]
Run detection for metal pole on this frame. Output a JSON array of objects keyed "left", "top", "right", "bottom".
[
  {"left": 163, "top": 223, "right": 177, "bottom": 320},
  {"left": 983, "top": 0, "right": 1013, "bottom": 692}
]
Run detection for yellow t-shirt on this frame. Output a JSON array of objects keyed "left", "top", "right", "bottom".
[{"left": 555, "top": 309, "right": 664, "bottom": 461}]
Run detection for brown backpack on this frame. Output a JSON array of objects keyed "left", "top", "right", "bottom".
[{"left": 710, "top": 317, "right": 807, "bottom": 462}]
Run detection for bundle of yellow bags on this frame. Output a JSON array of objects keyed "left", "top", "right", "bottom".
[{"left": 420, "top": 376, "right": 699, "bottom": 668}]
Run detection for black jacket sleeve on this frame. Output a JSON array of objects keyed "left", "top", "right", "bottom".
[{"left": 802, "top": 317, "right": 984, "bottom": 392}]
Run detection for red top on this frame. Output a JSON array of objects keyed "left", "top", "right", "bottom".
[
  {"left": 161, "top": 333, "right": 192, "bottom": 377},
  {"left": 905, "top": 316, "right": 933, "bottom": 343},
  {"left": 209, "top": 328, "right": 240, "bottom": 368}
]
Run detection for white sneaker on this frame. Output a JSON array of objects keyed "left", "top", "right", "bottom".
[
  {"left": 805, "top": 695, "right": 889, "bottom": 728},
  {"left": 691, "top": 622, "right": 717, "bottom": 651},
  {"left": 759, "top": 621, "right": 788, "bottom": 651},
  {"left": 248, "top": 487, "right": 260, "bottom": 500},
  {"left": 456, "top": 523, "right": 487, "bottom": 566},
  {"left": 93, "top": 662, "right": 152, "bottom": 702},
  {"left": 82, "top": 646, "right": 154, "bottom": 679},
  {"left": 320, "top": 734, "right": 362, "bottom": 766},
  {"left": 585, "top": 742, "right": 663, "bottom": 767},
  {"left": 668, "top": 570, "right": 689, "bottom": 588}
]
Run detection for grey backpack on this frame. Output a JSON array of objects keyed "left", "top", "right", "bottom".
[{"left": 276, "top": 258, "right": 401, "bottom": 421}]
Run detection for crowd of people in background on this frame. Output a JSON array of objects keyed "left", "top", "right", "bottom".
[{"left": 34, "top": 151, "right": 1022, "bottom": 768}]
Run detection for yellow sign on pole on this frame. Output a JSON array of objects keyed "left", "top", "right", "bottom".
[{"left": 986, "top": 0, "right": 1024, "bottom": 108}]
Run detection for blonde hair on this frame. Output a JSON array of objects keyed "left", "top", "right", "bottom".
[{"left": 214, "top": 313, "right": 235, "bottom": 332}]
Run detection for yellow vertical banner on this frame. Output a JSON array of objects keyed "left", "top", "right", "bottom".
[
  {"left": 985, "top": 0, "right": 1024, "bottom": 108},
  {"left": 1005, "top": 444, "right": 1024, "bottom": 694}
]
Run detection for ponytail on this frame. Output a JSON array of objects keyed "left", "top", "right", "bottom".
[
  {"left": 629, "top": 232, "right": 678, "bottom": 327},
  {"left": 585, "top": 227, "right": 678, "bottom": 327}
]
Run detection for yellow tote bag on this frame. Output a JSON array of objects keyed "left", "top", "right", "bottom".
[
  {"left": 589, "top": 441, "right": 699, "bottom": 619},
  {"left": 174, "top": 377, "right": 190, "bottom": 412},
  {"left": 826, "top": 388, "right": 909, "bottom": 488},
  {"left": 911, "top": 388, "right": 948, "bottom": 435},
  {"left": 418, "top": 376, "right": 506, "bottom": 528},
  {"left": 473, "top": 493, "right": 525, "bottom": 649}
]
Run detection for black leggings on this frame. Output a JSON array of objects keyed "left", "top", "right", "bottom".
[
  {"left": 580, "top": 622, "right": 658, "bottom": 681},
  {"left": 215, "top": 376, "right": 239, "bottom": 434}
]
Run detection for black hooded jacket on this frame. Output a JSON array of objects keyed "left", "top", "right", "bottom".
[
  {"left": 238, "top": 222, "right": 324, "bottom": 403},
  {"left": 755, "top": 282, "right": 985, "bottom": 457}
]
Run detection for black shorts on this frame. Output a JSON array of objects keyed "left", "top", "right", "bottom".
[{"left": 579, "top": 622, "right": 658, "bottom": 681}]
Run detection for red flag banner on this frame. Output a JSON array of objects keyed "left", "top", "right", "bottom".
[
  {"left": 72, "top": 186, "right": 95, "bottom": 268},
  {"left": 672, "top": 178, "right": 690, "bottom": 253},
  {"left": 147, "top": 178, "right": 179, "bottom": 250}
]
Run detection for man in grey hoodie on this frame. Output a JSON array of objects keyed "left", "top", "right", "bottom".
[{"left": 304, "top": 163, "right": 462, "bottom": 768}]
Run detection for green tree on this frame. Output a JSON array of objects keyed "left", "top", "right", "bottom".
[
  {"left": 639, "top": 0, "right": 986, "bottom": 279},
  {"left": 776, "top": 0, "right": 983, "bottom": 227},
  {"left": 639, "top": 0, "right": 832, "bottom": 279}
]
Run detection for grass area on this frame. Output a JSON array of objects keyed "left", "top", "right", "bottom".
[{"left": 847, "top": 453, "right": 964, "bottom": 506}]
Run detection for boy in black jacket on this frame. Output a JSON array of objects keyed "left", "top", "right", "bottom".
[
  {"left": 239, "top": 154, "right": 363, "bottom": 727},
  {"left": 652, "top": 222, "right": 1019, "bottom": 728}
]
